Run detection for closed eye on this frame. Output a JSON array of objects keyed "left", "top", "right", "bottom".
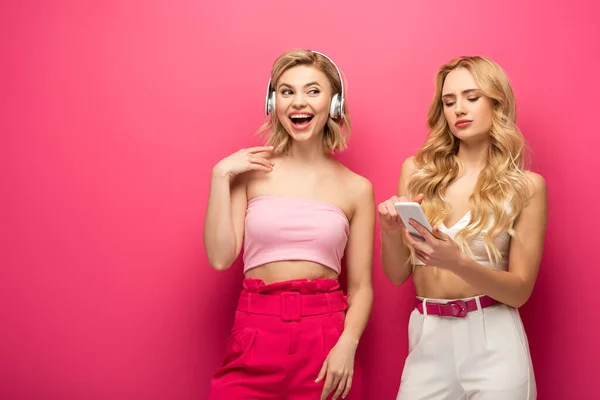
[{"left": 467, "top": 97, "right": 480, "bottom": 102}]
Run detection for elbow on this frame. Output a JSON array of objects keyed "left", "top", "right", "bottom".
[
  {"left": 506, "top": 282, "right": 534, "bottom": 309},
  {"left": 507, "top": 298, "right": 527, "bottom": 309},
  {"left": 510, "top": 293, "right": 531, "bottom": 309},
  {"left": 209, "top": 261, "right": 232, "bottom": 271},
  {"left": 205, "top": 243, "right": 239, "bottom": 271},
  {"left": 513, "top": 301, "right": 526, "bottom": 309},
  {"left": 207, "top": 254, "right": 235, "bottom": 271}
]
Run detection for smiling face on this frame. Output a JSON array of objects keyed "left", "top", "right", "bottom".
[
  {"left": 441, "top": 67, "right": 494, "bottom": 143},
  {"left": 259, "top": 49, "right": 350, "bottom": 154},
  {"left": 275, "top": 65, "right": 333, "bottom": 145}
]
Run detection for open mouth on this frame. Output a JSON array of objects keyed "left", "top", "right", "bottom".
[{"left": 289, "top": 114, "right": 314, "bottom": 129}]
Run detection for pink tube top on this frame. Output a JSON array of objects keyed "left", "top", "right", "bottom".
[{"left": 243, "top": 196, "right": 350, "bottom": 274}]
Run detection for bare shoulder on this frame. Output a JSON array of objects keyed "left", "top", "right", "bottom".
[
  {"left": 517, "top": 171, "right": 547, "bottom": 223},
  {"left": 402, "top": 156, "right": 417, "bottom": 175},
  {"left": 513, "top": 171, "right": 548, "bottom": 233},
  {"left": 337, "top": 163, "right": 374, "bottom": 204},
  {"left": 524, "top": 171, "right": 547, "bottom": 198},
  {"left": 350, "top": 172, "right": 374, "bottom": 201}
]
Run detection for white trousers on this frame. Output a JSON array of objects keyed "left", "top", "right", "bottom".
[{"left": 397, "top": 297, "right": 536, "bottom": 400}]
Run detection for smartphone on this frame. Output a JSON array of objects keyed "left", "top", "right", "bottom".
[{"left": 393, "top": 202, "right": 433, "bottom": 240}]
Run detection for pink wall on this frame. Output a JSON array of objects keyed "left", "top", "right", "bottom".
[{"left": 2, "top": 1, "right": 598, "bottom": 398}]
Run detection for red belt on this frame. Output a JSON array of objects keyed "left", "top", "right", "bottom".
[
  {"left": 415, "top": 295, "right": 499, "bottom": 318},
  {"left": 237, "top": 290, "right": 348, "bottom": 321}
]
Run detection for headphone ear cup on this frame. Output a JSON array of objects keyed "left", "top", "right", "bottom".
[
  {"left": 266, "top": 91, "right": 276, "bottom": 115},
  {"left": 329, "top": 94, "right": 341, "bottom": 119},
  {"left": 271, "top": 92, "right": 276, "bottom": 114}
]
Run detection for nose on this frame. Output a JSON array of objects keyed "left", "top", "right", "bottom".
[
  {"left": 454, "top": 99, "right": 466, "bottom": 116},
  {"left": 291, "top": 93, "right": 307, "bottom": 108}
]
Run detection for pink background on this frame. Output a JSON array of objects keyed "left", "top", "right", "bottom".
[{"left": 2, "top": 1, "right": 599, "bottom": 399}]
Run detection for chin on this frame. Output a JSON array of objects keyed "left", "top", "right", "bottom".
[
  {"left": 288, "top": 131, "right": 318, "bottom": 142},
  {"left": 454, "top": 131, "right": 489, "bottom": 142}
]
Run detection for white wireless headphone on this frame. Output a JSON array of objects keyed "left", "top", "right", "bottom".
[{"left": 264, "top": 50, "right": 345, "bottom": 119}]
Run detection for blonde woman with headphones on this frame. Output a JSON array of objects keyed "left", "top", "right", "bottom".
[{"left": 204, "top": 49, "right": 374, "bottom": 400}]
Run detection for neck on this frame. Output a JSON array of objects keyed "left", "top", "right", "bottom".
[
  {"left": 456, "top": 137, "right": 490, "bottom": 173},
  {"left": 287, "top": 135, "right": 329, "bottom": 163}
]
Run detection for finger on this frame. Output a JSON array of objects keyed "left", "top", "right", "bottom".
[
  {"left": 245, "top": 160, "right": 272, "bottom": 172},
  {"left": 384, "top": 210, "right": 400, "bottom": 224},
  {"left": 378, "top": 203, "right": 389, "bottom": 217},
  {"left": 378, "top": 204, "right": 394, "bottom": 222},
  {"left": 323, "top": 370, "right": 340, "bottom": 400},
  {"left": 431, "top": 224, "right": 448, "bottom": 241},
  {"left": 321, "top": 372, "right": 336, "bottom": 400},
  {"left": 315, "top": 360, "right": 328, "bottom": 383},
  {"left": 415, "top": 250, "right": 429, "bottom": 264},
  {"left": 404, "top": 229, "right": 420, "bottom": 248},
  {"left": 342, "top": 374, "right": 353, "bottom": 398},
  {"left": 245, "top": 145, "right": 274, "bottom": 153},
  {"left": 408, "top": 219, "right": 434, "bottom": 242},
  {"left": 384, "top": 201, "right": 398, "bottom": 217},
  {"left": 405, "top": 230, "right": 431, "bottom": 254},
  {"left": 248, "top": 156, "right": 274, "bottom": 168},
  {"left": 384, "top": 202, "right": 400, "bottom": 223},
  {"left": 332, "top": 376, "right": 346, "bottom": 400},
  {"left": 248, "top": 164, "right": 272, "bottom": 173},
  {"left": 385, "top": 201, "right": 398, "bottom": 219}
]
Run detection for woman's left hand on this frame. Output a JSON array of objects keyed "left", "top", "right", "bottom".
[
  {"left": 404, "top": 219, "right": 464, "bottom": 271},
  {"left": 316, "top": 332, "right": 358, "bottom": 400}
]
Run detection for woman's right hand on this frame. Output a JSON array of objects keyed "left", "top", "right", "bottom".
[
  {"left": 378, "top": 194, "right": 424, "bottom": 232},
  {"left": 212, "top": 146, "right": 275, "bottom": 179}
]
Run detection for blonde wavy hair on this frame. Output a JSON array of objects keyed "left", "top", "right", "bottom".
[
  {"left": 408, "top": 56, "right": 531, "bottom": 265},
  {"left": 257, "top": 49, "right": 351, "bottom": 154}
]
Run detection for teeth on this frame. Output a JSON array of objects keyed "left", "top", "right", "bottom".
[{"left": 290, "top": 114, "right": 311, "bottom": 119}]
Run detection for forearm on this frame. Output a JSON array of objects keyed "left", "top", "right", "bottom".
[
  {"left": 380, "top": 229, "right": 412, "bottom": 285},
  {"left": 341, "top": 283, "right": 373, "bottom": 345},
  {"left": 203, "top": 170, "right": 237, "bottom": 270},
  {"left": 451, "top": 254, "right": 532, "bottom": 308}
]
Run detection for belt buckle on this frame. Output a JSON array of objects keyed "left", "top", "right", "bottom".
[
  {"left": 446, "top": 300, "right": 468, "bottom": 318},
  {"left": 280, "top": 292, "right": 302, "bottom": 321}
]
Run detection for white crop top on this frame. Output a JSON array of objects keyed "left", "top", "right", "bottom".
[{"left": 412, "top": 210, "right": 511, "bottom": 271}]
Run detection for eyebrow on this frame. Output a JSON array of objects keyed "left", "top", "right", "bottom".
[
  {"left": 441, "top": 89, "right": 481, "bottom": 99},
  {"left": 278, "top": 81, "right": 323, "bottom": 90}
]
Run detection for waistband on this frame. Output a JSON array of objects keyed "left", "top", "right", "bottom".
[
  {"left": 237, "top": 285, "right": 348, "bottom": 321},
  {"left": 242, "top": 278, "right": 341, "bottom": 294},
  {"left": 415, "top": 295, "right": 499, "bottom": 318}
]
